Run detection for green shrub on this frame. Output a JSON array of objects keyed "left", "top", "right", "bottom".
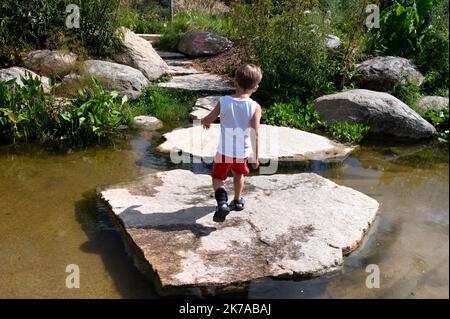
[
  {"left": 388, "top": 77, "right": 423, "bottom": 108},
  {"left": 421, "top": 108, "right": 449, "bottom": 143},
  {"left": 230, "top": 1, "right": 343, "bottom": 103},
  {"left": 130, "top": 85, "right": 197, "bottom": 122},
  {"left": 56, "top": 78, "right": 132, "bottom": 145},
  {"left": 0, "top": 77, "right": 53, "bottom": 143},
  {"left": 262, "top": 97, "right": 370, "bottom": 144},
  {"left": 325, "top": 120, "right": 370, "bottom": 143},
  {"left": 262, "top": 99, "right": 323, "bottom": 131},
  {"left": 366, "top": 0, "right": 449, "bottom": 94},
  {"left": 0, "top": 0, "right": 123, "bottom": 64},
  {"left": 0, "top": 76, "right": 132, "bottom": 146},
  {"left": 154, "top": 10, "right": 234, "bottom": 51}
]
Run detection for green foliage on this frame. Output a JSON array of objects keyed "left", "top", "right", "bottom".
[
  {"left": 366, "top": 0, "right": 449, "bottom": 94},
  {"left": 154, "top": 10, "right": 235, "bottom": 51},
  {"left": 56, "top": 78, "right": 132, "bottom": 144},
  {"left": 231, "top": 0, "right": 345, "bottom": 103},
  {"left": 262, "top": 98, "right": 370, "bottom": 143},
  {"left": 388, "top": 77, "right": 423, "bottom": 107},
  {"left": 0, "top": 76, "right": 132, "bottom": 146},
  {"left": 130, "top": 85, "right": 197, "bottom": 122},
  {"left": 0, "top": 0, "right": 123, "bottom": 64},
  {"left": 262, "top": 99, "right": 323, "bottom": 131},
  {"left": 421, "top": 108, "right": 449, "bottom": 143},
  {"left": 0, "top": 77, "right": 52, "bottom": 143},
  {"left": 118, "top": 2, "right": 170, "bottom": 34},
  {"left": 325, "top": 120, "right": 370, "bottom": 143}
]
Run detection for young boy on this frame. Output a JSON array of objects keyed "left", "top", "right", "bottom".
[{"left": 201, "top": 64, "right": 262, "bottom": 222}]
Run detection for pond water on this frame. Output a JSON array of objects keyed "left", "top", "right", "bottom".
[{"left": 0, "top": 127, "right": 448, "bottom": 298}]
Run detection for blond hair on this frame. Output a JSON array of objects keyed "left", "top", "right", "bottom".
[{"left": 235, "top": 64, "right": 263, "bottom": 91}]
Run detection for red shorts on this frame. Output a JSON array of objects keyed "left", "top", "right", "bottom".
[{"left": 210, "top": 154, "right": 250, "bottom": 181}]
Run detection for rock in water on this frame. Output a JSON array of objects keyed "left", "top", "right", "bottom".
[
  {"left": 356, "top": 56, "right": 425, "bottom": 91},
  {"left": 133, "top": 115, "right": 163, "bottom": 130},
  {"left": 314, "top": 89, "right": 436, "bottom": 140},
  {"left": 416, "top": 96, "right": 449, "bottom": 112},
  {"left": 157, "top": 124, "right": 355, "bottom": 162},
  {"left": 22, "top": 50, "right": 77, "bottom": 76},
  {"left": 114, "top": 27, "right": 169, "bottom": 81},
  {"left": 178, "top": 32, "right": 233, "bottom": 57},
  {"left": 83, "top": 60, "right": 149, "bottom": 100},
  {"left": 0, "top": 67, "right": 51, "bottom": 93},
  {"left": 97, "top": 169, "right": 379, "bottom": 294}
]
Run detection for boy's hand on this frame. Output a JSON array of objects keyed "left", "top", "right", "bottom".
[
  {"left": 251, "top": 159, "right": 259, "bottom": 170},
  {"left": 201, "top": 119, "right": 211, "bottom": 129}
]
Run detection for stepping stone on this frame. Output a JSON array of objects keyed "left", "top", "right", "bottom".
[
  {"left": 168, "top": 65, "right": 200, "bottom": 76},
  {"left": 189, "top": 96, "right": 220, "bottom": 120},
  {"left": 158, "top": 74, "right": 234, "bottom": 93},
  {"left": 156, "top": 124, "right": 355, "bottom": 162},
  {"left": 97, "top": 169, "right": 379, "bottom": 295},
  {"left": 157, "top": 51, "right": 186, "bottom": 59},
  {"left": 165, "top": 59, "right": 194, "bottom": 66},
  {"left": 189, "top": 107, "right": 210, "bottom": 120}
]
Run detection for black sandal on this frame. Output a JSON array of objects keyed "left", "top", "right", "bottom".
[
  {"left": 213, "top": 201, "right": 230, "bottom": 222},
  {"left": 229, "top": 197, "right": 245, "bottom": 211}
]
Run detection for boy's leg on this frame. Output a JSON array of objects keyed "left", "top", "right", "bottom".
[{"left": 232, "top": 171, "right": 244, "bottom": 201}]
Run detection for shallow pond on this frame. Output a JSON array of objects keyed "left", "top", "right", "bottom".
[{"left": 0, "top": 128, "right": 448, "bottom": 298}]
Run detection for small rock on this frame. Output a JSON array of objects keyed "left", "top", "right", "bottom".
[
  {"left": 324, "top": 35, "right": 341, "bottom": 50},
  {"left": 416, "top": 96, "right": 449, "bottom": 112},
  {"left": 178, "top": 32, "right": 233, "bottom": 57},
  {"left": 314, "top": 89, "right": 436, "bottom": 140},
  {"left": 133, "top": 115, "right": 163, "bottom": 130},
  {"left": 0, "top": 67, "right": 51, "bottom": 93},
  {"left": 22, "top": 50, "right": 77, "bottom": 76},
  {"left": 356, "top": 56, "right": 425, "bottom": 91},
  {"left": 83, "top": 60, "right": 149, "bottom": 100},
  {"left": 114, "top": 27, "right": 169, "bottom": 81}
]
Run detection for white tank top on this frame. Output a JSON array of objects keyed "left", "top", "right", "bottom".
[{"left": 217, "top": 95, "right": 257, "bottom": 159}]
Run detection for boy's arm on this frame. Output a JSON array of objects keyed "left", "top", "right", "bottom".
[
  {"left": 201, "top": 102, "right": 220, "bottom": 129},
  {"left": 250, "top": 103, "right": 262, "bottom": 169}
]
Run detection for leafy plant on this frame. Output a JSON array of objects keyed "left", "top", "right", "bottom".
[
  {"left": 325, "top": 120, "right": 370, "bottom": 143},
  {"left": 0, "top": 76, "right": 132, "bottom": 146},
  {"left": 130, "top": 85, "right": 197, "bottom": 122},
  {"left": 56, "top": 77, "right": 132, "bottom": 144},
  {"left": 421, "top": 108, "right": 449, "bottom": 143},
  {"left": 0, "top": 0, "right": 123, "bottom": 65},
  {"left": 0, "top": 77, "right": 52, "bottom": 143},
  {"left": 388, "top": 77, "right": 423, "bottom": 107},
  {"left": 262, "top": 99, "right": 323, "bottom": 131},
  {"left": 366, "top": 0, "right": 449, "bottom": 94}
]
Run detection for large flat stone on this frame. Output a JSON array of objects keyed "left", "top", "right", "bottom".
[
  {"left": 97, "top": 169, "right": 379, "bottom": 293},
  {"left": 158, "top": 74, "right": 234, "bottom": 93},
  {"left": 156, "top": 124, "right": 355, "bottom": 162}
]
